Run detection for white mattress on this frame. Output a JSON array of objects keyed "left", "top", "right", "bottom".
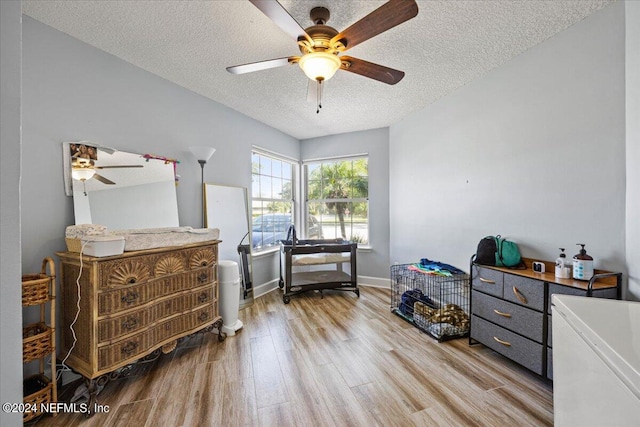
[
  {"left": 291, "top": 252, "right": 351, "bottom": 266},
  {"left": 111, "top": 227, "right": 220, "bottom": 251}
]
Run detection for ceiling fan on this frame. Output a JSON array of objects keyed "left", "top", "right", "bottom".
[
  {"left": 71, "top": 158, "right": 143, "bottom": 186},
  {"left": 226, "top": 0, "right": 419, "bottom": 112}
]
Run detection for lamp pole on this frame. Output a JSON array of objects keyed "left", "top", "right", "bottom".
[
  {"left": 198, "top": 159, "right": 206, "bottom": 228},
  {"left": 189, "top": 146, "right": 216, "bottom": 229}
]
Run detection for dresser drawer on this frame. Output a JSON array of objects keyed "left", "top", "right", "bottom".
[
  {"left": 98, "top": 316, "right": 184, "bottom": 369},
  {"left": 188, "top": 245, "right": 217, "bottom": 270},
  {"left": 472, "top": 265, "right": 504, "bottom": 297},
  {"left": 547, "top": 314, "right": 552, "bottom": 347},
  {"left": 98, "top": 302, "right": 215, "bottom": 370},
  {"left": 472, "top": 290, "right": 543, "bottom": 343},
  {"left": 98, "top": 329, "right": 148, "bottom": 370},
  {"left": 503, "top": 274, "right": 544, "bottom": 311},
  {"left": 471, "top": 315, "right": 544, "bottom": 375},
  {"left": 547, "top": 347, "right": 553, "bottom": 380},
  {"left": 185, "top": 285, "right": 216, "bottom": 310},
  {"left": 185, "top": 304, "right": 216, "bottom": 331},
  {"left": 548, "top": 283, "right": 617, "bottom": 307},
  {"left": 99, "top": 309, "right": 149, "bottom": 342},
  {"left": 97, "top": 284, "right": 215, "bottom": 342},
  {"left": 97, "top": 245, "right": 217, "bottom": 289},
  {"left": 97, "top": 268, "right": 216, "bottom": 315},
  {"left": 99, "top": 256, "right": 154, "bottom": 289}
]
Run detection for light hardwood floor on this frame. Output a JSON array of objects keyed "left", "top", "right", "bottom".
[{"left": 32, "top": 287, "right": 553, "bottom": 427}]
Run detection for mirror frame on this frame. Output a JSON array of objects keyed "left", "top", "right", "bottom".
[
  {"left": 204, "top": 183, "right": 253, "bottom": 303},
  {"left": 63, "top": 142, "right": 180, "bottom": 229}
]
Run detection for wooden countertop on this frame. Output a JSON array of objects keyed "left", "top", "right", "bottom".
[{"left": 476, "top": 257, "right": 620, "bottom": 290}]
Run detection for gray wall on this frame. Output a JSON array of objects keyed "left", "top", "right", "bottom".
[
  {"left": 21, "top": 15, "right": 298, "bottom": 270},
  {"left": 1, "top": 1, "right": 24, "bottom": 425},
  {"left": 20, "top": 16, "right": 298, "bottom": 381},
  {"left": 301, "top": 128, "right": 390, "bottom": 280},
  {"left": 390, "top": 2, "right": 628, "bottom": 291},
  {"left": 4, "top": 2, "right": 637, "bottom": 416},
  {"left": 626, "top": 1, "right": 640, "bottom": 300}
]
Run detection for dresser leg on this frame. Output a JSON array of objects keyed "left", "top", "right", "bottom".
[
  {"left": 84, "top": 378, "right": 98, "bottom": 417},
  {"left": 213, "top": 318, "right": 226, "bottom": 342}
]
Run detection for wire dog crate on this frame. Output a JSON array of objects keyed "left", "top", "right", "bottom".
[{"left": 391, "top": 263, "right": 470, "bottom": 341}]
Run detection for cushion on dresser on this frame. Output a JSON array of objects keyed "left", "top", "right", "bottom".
[{"left": 111, "top": 227, "right": 220, "bottom": 251}]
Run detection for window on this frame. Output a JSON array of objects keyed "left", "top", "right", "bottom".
[
  {"left": 305, "top": 157, "right": 369, "bottom": 245},
  {"left": 251, "top": 150, "right": 296, "bottom": 251}
]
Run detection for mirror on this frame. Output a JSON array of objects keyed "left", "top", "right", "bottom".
[
  {"left": 64, "top": 142, "right": 180, "bottom": 230},
  {"left": 204, "top": 184, "right": 253, "bottom": 307}
]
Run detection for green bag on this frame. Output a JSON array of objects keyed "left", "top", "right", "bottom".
[{"left": 494, "top": 235, "right": 522, "bottom": 267}]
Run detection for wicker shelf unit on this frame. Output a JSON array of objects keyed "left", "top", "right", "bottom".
[{"left": 22, "top": 257, "right": 58, "bottom": 422}]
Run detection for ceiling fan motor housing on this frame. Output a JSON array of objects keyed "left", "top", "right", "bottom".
[
  {"left": 298, "top": 25, "right": 340, "bottom": 54},
  {"left": 310, "top": 7, "right": 330, "bottom": 25}
]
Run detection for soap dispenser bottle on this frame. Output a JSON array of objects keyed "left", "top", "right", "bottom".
[
  {"left": 572, "top": 244, "right": 594, "bottom": 281},
  {"left": 555, "top": 248, "right": 571, "bottom": 279}
]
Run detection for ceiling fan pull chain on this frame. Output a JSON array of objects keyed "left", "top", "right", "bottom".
[{"left": 316, "top": 79, "right": 323, "bottom": 114}]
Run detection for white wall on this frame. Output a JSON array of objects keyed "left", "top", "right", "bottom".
[
  {"left": 0, "top": 2, "right": 24, "bottom": 425},
  {"left": 390, "top": 2, "right": 627, "bottom": 290},
  {"left": 301, "top": 128, "right": 390, "bottom": 280},
  {"left": 626, "top": 1, "right": 640, "bottom": 300}
]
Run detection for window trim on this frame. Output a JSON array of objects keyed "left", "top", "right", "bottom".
[
  {"left": 302, "top": 154, "right": 370, "bottom": 245},
  {"left": 250, "top": 147, "right": 298, "bottom": 252}
]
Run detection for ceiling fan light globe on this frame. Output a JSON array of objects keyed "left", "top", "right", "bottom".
[
  {"left": 72, "top": 168, "right": 96, "bottom": 182},
  {"left": 299, "top": 52, "right": 341, "bottom": 81}
]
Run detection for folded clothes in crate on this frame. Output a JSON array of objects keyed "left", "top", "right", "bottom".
[
  {"left": 408, "top": 258, "right": 465, "bottom": 276},
  {"left": 413, "top": 301, "right": 470, "bottom": 338},
  {"left": 399, "top": 288, "right": 435, "bottom": 316},
  {"left": 420, "top": 321, "right": 468, "bottom": 340}
]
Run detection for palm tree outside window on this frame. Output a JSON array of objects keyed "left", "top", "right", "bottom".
[{"left": 304, "top": 157, "right": 369, "bottom": 245}]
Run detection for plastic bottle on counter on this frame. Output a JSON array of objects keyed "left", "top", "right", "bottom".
[
  {"left": 572, "top": 244, "right": 594, "bottom": 281},
  {"left": 555, "top": 248, "right": 572, "bottom": 279}
]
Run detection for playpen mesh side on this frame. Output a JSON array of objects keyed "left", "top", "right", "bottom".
[{"left": 391, "top": 264, "right": 470, "bottom": 341}]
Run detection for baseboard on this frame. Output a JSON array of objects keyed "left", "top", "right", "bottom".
[
  {"left": 252, "top": 278, "right": 280, "bottom": 298},
  {"left": 358, "top": 275, "right": 390, "bottom": 289}
]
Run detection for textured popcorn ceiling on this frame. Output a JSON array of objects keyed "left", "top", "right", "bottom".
[{"left": 22, "top": 0, "right": 613, "bottom": 140}]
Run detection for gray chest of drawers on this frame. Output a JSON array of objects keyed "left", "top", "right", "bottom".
[{"left": 469, "top": 258, "right": 620, "bottom": 379}]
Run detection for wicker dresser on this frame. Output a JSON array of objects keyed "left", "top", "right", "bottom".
[{"left": 56, "top": 240, "right": 222, "bottom": 411}]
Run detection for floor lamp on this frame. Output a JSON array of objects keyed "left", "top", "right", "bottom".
[{"left": 189, "top": 146, "right": 216, "bottom": 228}]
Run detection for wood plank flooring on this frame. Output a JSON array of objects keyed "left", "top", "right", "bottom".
[{"left": 31, "top": 287, "right": 553, "bottom": 427}]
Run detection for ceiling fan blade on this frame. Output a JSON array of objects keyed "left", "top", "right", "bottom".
[
  {"left": 331, "top": 0, "right": 418, "bottom": 52},
  {"left": 249, "top": 0, "right": 312, "bottom": 43},
  {"left": 226, "top": 57, "right": 298, "bottom": 75},
  {"left": 340, "top": 56, "right": 405, "bottom": 85},
  {"left": 95, "top": 165, "right": 143, "bottom": 169},
  {"left": 93, "top": 173, "right": 116, "bottom": 185}
]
